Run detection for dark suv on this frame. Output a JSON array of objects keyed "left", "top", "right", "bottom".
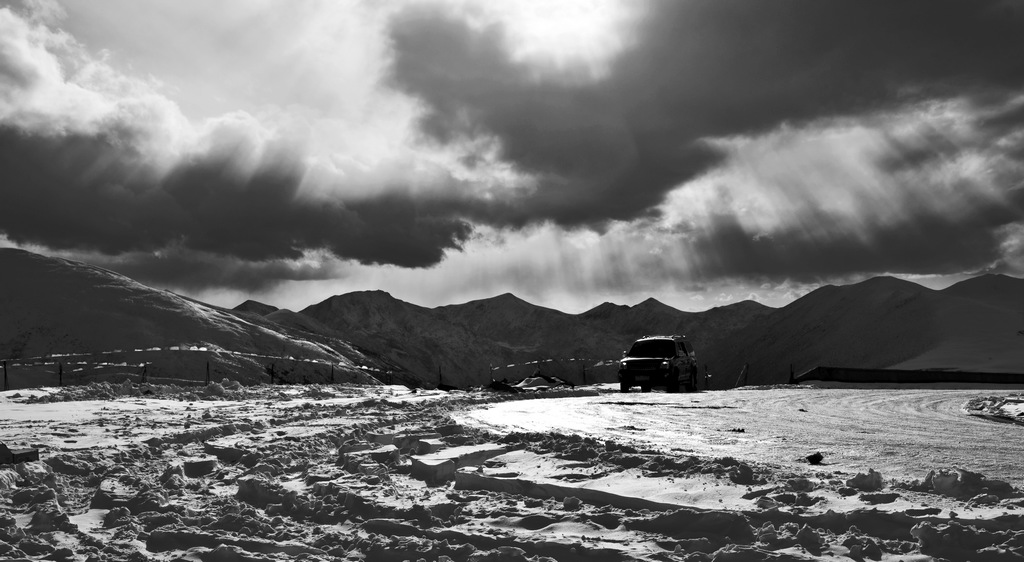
[{"left": 618, "top": 335, "right": 698, "bottom": 393}]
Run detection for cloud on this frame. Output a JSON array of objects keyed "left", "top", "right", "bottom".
[
  {"left": 78, "top": 247, "right": 346, "bottom": 294},
  {"left": 158, "top": 113, "right": 474, "bottom": 266},
  {"left": 4, "top": 0, "right": 1024, "bottom": 302},
  {"left": 687, "top": 203, "right": 1019, "bottom": 280},
  {"left": 666, "top": 99, "right": 1024, "bottom": 282},
  {"left": 386, "top": 3, "right": 722, "bottom": 228},
  {"left": 0, "top": 5, "right": 472, "bottom": 284},
  {"left": 387, "top": 1, "right": 1024, "bottom": 233}
]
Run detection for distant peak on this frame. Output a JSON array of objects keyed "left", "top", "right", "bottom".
[
  {"left": 718, "top": 299, "right": 772, "bottom": 311},
  {"left": 464, "top": 292, "right": 529, "bottom": 306},
  {"left": 852, "top": 276, "right": 927, "bottom": 292},
  {"left": 944, "top": 272, "right": 1024, "bottom": 296},
  {"left": 580, "top": 301, "right": 628, "bottom": 318},
  {"left": 630, "top": 297, "right": 687, "bottom": 315},
  {"left": 233, "top": 299, "right": 278, "bottom": 315},
  {"left": 326, "top": 289, "right": 396, "bottom": 302},
  {"left": 355, "top": 289, "right": 394, "bottom": 296},
  {"left": 491, "top": 292, "right": 522, "bottom": 301},
  {"left": 635, "top": 297, "right": 671, "bottom": 308},
  {"left": 307, "top": 290, "right": 430, "bottom": 315}
]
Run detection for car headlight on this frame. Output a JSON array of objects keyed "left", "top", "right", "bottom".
[
  {"left": 660, "top": 360, "right": 670, "bottom": 369},
  {"left": 619, "top": 361, "right": 627, "bottom": 370}
]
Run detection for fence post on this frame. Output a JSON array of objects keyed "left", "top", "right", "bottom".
[
  {"left": 3, "top": 360, "right": 8, "bottom": 391},
  {"left": 734, "top": 363, "right": 748, "bottom": 388},
  {"left": 59, "top": 362, "right": 63, "bottom": 387},
  {"left": 140, "top": 363, "right": 147, "bottom": 384},
  {"left": 206, "top": 361, "right": 211, "bottom": 385}
]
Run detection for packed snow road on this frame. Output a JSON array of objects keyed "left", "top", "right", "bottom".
[{"left": 457, "top": 386, "right": 1024, "bottom": 487}]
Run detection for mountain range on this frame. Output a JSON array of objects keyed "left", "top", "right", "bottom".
[{"left": 2, "top": 248, "right": 1023, "bottom": 389}]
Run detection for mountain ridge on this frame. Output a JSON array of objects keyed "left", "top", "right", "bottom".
[
  {"left": 5, "top": 248, "right": 1023, "bottom": 389},
  {"left": 288, "top": 273, "right": 1024, "bottom": 387},
  {"left": 297, "top": 285, "right": 774, "bottom": 387}
]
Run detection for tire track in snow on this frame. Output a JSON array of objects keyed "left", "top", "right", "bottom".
[{"left": 457, "top": 388, "right": 1024, "bottom": 486}]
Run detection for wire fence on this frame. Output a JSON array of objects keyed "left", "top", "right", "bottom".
[
  {"left": 486, "top": 357, "right": 622, "bottom": 386},
  {"left": 0, "top": 345, "right": 395, "bottom": 392},
  {"left": 2, "top": 348, "right": 717, "bottom": 392},
  {"left": 486, "top": 356, "right": 717, "bottom": 390}
]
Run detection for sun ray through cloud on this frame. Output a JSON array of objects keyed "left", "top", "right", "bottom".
[{"left": 0, "top": 0, "right": 1023, "bottom": 312}]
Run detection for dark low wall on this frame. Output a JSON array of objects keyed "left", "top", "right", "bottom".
[{"left": 794, "top": 366, "right": 1024, "bottom": 385}]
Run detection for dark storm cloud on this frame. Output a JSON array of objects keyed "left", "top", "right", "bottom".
[
  {"left": 679, "top": 95, "right": 1024, "bottom": 283},
  {"left": 0, "top": 126, "right": 472, "bottom": 275},
  {"left": 0, "top": 4, "right": 476, "bottom": 290},
  {"left": 0, "top": 129, "right": 181, "bottom": 255},
  {"left": 387, "top": 0, "right": 1024, "bottom": 227},
  {"left": 159, "top": 141, "right": 472, "bottom": 267},
  {"left": 976, "top": 98, "right": 1024, "bottom": 162},
  {"left": 4, "top": 0, "right": 1024, "bottom": 295},
  {"left": 980, "top": 101, "right": 1024, "bottom": 136},
  {"left": 82, "top": 250, "right": 342, "bottom": 293},
  {"left": 688, "top": 197, "right": 1024, "bottom": 282},
  {"left": 387, "top": 4, "right": 723, "bottom": 227}
]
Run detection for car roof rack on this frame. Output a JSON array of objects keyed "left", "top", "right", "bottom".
[{"left": 640, "top": 334, "right": 686, "bottom": 340}]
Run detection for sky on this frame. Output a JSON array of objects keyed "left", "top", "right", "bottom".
[{"left": 1, "top": 0, "right": 1023, "bottom": 313}]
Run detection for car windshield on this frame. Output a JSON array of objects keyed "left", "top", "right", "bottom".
[{"left": 628, "top": 340, "right": 676, "bottom": 358}]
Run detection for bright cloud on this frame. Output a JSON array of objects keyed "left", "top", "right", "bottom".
[{"left": 1, "top": 0, "right": 1023, "bottom": 313}]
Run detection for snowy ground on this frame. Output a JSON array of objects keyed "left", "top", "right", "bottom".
[
  {"left": 458, "top": 386, "right": 1024, "bottom": 489},
  {"left": 1, "top": 381, "right": 1023, "bottom": 561}
]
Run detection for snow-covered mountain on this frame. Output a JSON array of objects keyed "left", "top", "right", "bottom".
[
  {"left": 300, "top": 291, "right": 506, "bottom": 389},
  {"left": 298, "top": 275, "right": 1024, "bottom": 389},
  {"left": 5, "top": 248, "right": 1022, "bottom": 389},
  {"left": 703, "top": 275, "right": 1024, "bottom": 386},
  {"left": 300, "top": 290, "right": 773, "bottom": 388},
  {"left": 0, "top": 249, "right": 398, "bottom": 387}
]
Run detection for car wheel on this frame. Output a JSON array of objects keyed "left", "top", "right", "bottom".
[
  {"left": 686, "top": 365, "right": 698, "bottom": 392},
  {"left": 640, "top": 384, "right": 652, "bottom": 392},
  {"left": 667, "top": 370, "right": 680, "bottom": 393},
  {"left": 620, "top": 377, "right": 632, "bottom": 393}
]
